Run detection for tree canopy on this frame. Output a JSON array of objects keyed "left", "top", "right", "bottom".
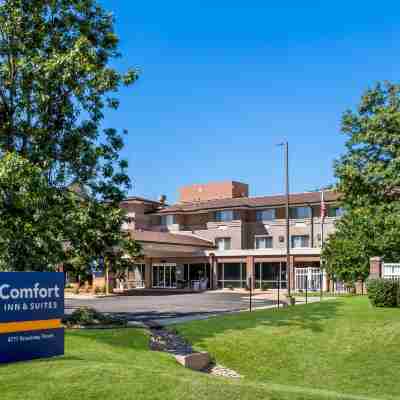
[
  {"left": 323, "top": 82, "right": 400, "bottom": 282},
  {"left": 0, "top": 0, "right": 140, "bottom": 271}
]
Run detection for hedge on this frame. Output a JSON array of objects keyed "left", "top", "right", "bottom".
[{"left": 366, "top": 278, "right": 400, "bottom": 307}]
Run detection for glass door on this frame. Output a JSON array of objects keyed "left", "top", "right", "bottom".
[{"left": 152, "top": 264, "right": 177, "bottom": 288}]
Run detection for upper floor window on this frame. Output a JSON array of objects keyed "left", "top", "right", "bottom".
[
  {"left": 255, "top": 236, "right": 273, "bottom": 249},
  {"left": 328, "top": 206, "right": 343, "bottom": 218},
  {"left": 291, "top": 235, "right": 310, "bottom": 248},
  {"left": 290, "top": 206, "right": 311, "bottom": 219},
  {"left": 216, "top": 237, "right": 231, "bottom": 250},
  {"left": 161, "top": 215, "right": 176, "bottom": 226},
  {"left": 215, "top": 210, "right": 234, "bottom": 222},
  {"left": 256, "top": 209, "right": 276, "bottom": 222}
]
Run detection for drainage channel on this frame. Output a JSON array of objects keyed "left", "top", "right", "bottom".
[{"left": 148, "top": 325, "right": 241, "bottom": 379}]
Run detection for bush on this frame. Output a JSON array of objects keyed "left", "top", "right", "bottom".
[
  {"left": 95, "top": 286, "right": 105, "bottom": 295},
  {"left": 63, "top": 307, "right": 125, "bottom": 327},
  {"left": 366, "top": 278, "right": 400, "bottom": 307}
]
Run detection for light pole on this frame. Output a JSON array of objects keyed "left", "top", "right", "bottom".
[{"left": 278, "top": 141, "right": 291, "bottom": 297}]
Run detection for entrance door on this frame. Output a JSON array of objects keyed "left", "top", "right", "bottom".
[
  {"left": 152, "top": 264, "right": 177, "bottom": 288},
  {"left": 188, "top": 263, "right": 211, "bottom": 289}
]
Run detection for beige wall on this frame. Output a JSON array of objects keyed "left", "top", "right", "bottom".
[
  {"left": 120, "top": 200, "right": 158, "bottom": 231},
  {"left": 125, "top": 200, "right": 339, "bottom": 251}
]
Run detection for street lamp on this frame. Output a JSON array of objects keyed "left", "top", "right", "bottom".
[{"left": 277, "top": 141, "right": 291, "bottom": 297}]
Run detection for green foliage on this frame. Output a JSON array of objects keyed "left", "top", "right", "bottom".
[
  {"left": 0, "top": 152, "right": 66, "bottom": 270},
  {"left": 323, "top": 82, "right": 400, "bottom": 282},
  {"left": 0, "top": 0, "right": 138, "bottom": 202},
  {"left": 366, "top": 278, "right": 400, "bottom": 307},
  {"left": 0, "top": 1, "right": 141, "bottom": 271},
  {"left": 335, "top": 82, "right": 400, "bottom": 209},
  {"left": 64, "top": 306, "right": 125, "bottom": 326}
]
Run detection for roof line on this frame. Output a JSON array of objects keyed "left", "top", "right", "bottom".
[{"left": 136, "top": 239, "right": 215, "bottom": 248}]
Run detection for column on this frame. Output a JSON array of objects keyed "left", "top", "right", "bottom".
[
  {"left": 209, "top": 254, "right": 217, "bottom": 289},
  {"left": 370, "top": 257, "right": 382, "bottom": 279},
  {"left": 246, "top": 255, "right": 254, "bottom": 290},
  {"left": 144, "top": 258, "right": 152, "bottom": 288},
  {"left": 289, "top": 255, "right": 295, "bottom": 292}
]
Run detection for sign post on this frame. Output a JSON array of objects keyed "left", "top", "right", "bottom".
[{"left": 0, "top": 272, "right": 64, "bottom": 364}]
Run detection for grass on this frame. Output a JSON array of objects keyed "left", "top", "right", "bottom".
[
  {"left": 292, "top": 291, "right": 355, "bottom": 297},
  {"left": 1, "top": 327, "right": 350, "bottom": 400},
  {"left": 175, "top": 297, "right": 400, "bottom": 400},
  {"left": 1, "top": 297, "right": 399, "bottom": 400}
]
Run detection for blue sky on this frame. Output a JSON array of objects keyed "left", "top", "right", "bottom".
[{"left": 100, "top": 0, "right": 399, "bottom": 203}]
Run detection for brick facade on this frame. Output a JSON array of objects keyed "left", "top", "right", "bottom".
[{"left": 179, "top": 181, "right": 249, "bottom": 203}]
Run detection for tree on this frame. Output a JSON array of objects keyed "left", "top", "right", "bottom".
[
  {"left": 335, "top": 82, "right": 400, "bottom": 208},
  {"left": 0, "top": 0, "right": 140, "bottom": 271},
  {"left": 323, "top": 82, "right": 400, "bottom": 282},
  {"left": 0, "top": 152, "right": 66, "bottom": 270},
  {"left": 65, "top": 196, "right": 141, "bottom": 282}
]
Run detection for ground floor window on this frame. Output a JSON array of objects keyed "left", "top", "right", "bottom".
[
  {"left": 217, "top": 263, "right": 246, "bottom": 289},
  {"left": 126, "top": 264, "right": 145, "bottom": 288},
  {"left": 152, "top": 264, "right": 177, "bottom": 288},
  {"left": 183, "top": 263, "right": 211, "bottom": 289},
  {"left": 254, "top": 262, "right": 287, "bottom": 289}
]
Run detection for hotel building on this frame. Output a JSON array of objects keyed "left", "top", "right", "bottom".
[{"left": 118, "top": 181, "right": 342, "bottom": 292}]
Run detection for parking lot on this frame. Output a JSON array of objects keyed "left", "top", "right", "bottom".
[{"left": 65, "top": 291, "right": 277, "bottom": 324}]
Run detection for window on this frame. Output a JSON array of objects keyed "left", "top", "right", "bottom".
[
  {"left": 290, "top": 206, "right": 311, "bottom": 219},
  {"left": 328, "top": 206, "right": 343, "bottom": 218},
  {"left": 291, "top": 235, "right": 310, "bottom": 248},
  {"left": 217, "top": 263, "right": 246, "bottom": 288},
  {"left": 255, "top": 236, "right": 273, "bottom": 249},
  {"left": 161, "top": 215, "right": 176, "bottom": 226},
  {"left": 256, "top": 209, "right": 276, "bottom": 221},
  {"left": 127, "top": 264, "right": 145, "bottom": 288},
  {"left": 255, "top": 262, "right": 287, "bottom": 289},
  {"left": 216, "top": 237, "right": 231, "bottom": 250},
  {"left": 215, "top": 210, "right": 234, "bottom": 222}
]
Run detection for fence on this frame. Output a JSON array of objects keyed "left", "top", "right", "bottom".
[
  {"left": 382, "top": 263, "right": 400, "bottom": 281},
  {"left": 295, "top": 267, "right": 322, "bottom": 291}
]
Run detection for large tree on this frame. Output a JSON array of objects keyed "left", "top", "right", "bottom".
[
  {"left": 0, "top": 0, "right": 140, "bottom": 270},
  {"left": 323, "top": 82, "right": 400, "bottom": 282},
  {"left": 0, "top": 152, "right": 66, "bottom": 270}
]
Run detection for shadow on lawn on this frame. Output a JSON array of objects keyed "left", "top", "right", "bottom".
[
  {"left": 65, "top": 326, "right": 150, "bottom": 352},
  {"left": 176, "top": 300, "right": 343, "bottom": 340}
]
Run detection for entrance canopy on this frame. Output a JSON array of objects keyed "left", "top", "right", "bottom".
[{"left": 130, "top": 230, "right": 215, "bottom": 258}]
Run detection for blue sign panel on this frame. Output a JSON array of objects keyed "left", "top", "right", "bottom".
[
  {"left": 0, "top": 272, "right": 64, "bottom": 322},
  {"left": 0, "top": 272, "right": 64, "bottom": 363},
  {"left": 0, "top": 328, "right": 64, "bottom": 363}
]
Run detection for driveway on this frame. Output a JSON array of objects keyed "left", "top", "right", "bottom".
[{"left": 65, "top": 291, "right": 276, "bottom": 324}]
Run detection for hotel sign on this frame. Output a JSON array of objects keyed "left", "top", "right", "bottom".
[{"left": 0, "top": 272, "right": 64, "bottom": 363}]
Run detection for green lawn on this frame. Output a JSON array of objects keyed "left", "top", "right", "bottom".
[
  {"left": 175, "top": 297, "right": 400, "bottom": 400},
  {"left": 1, "top": 298, "right": 399, "bottom": 400}
]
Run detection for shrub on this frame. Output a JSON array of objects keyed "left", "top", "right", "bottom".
[
  {"left": 366, "top": 278, "right": 400, "bottom": 307},
  {"left": 95, "top": 286, "right": 105, "bottom": 295},
  {"left": 64, "top": 307, "right": 125, "bottom": 327}
]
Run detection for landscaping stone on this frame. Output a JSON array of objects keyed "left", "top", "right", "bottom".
[
  {"left": 149, "top": 328, "right": 193, "bottom": 355},
  {"left": 148, "top": 327, "right": 241, "bottom": 377},
  {"left": 175, "top": 352, "right": 210, "bottom": 371},
  {"left": 205, "top": 364, "right": 242, "bottom": 379}
]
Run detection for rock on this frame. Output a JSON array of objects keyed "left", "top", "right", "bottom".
[
  {"left": 207, "top": 364, "right": 242, "bottom": 379},
  {"left": 175, "top": 352, "right": 210, "bottom": 371}
]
